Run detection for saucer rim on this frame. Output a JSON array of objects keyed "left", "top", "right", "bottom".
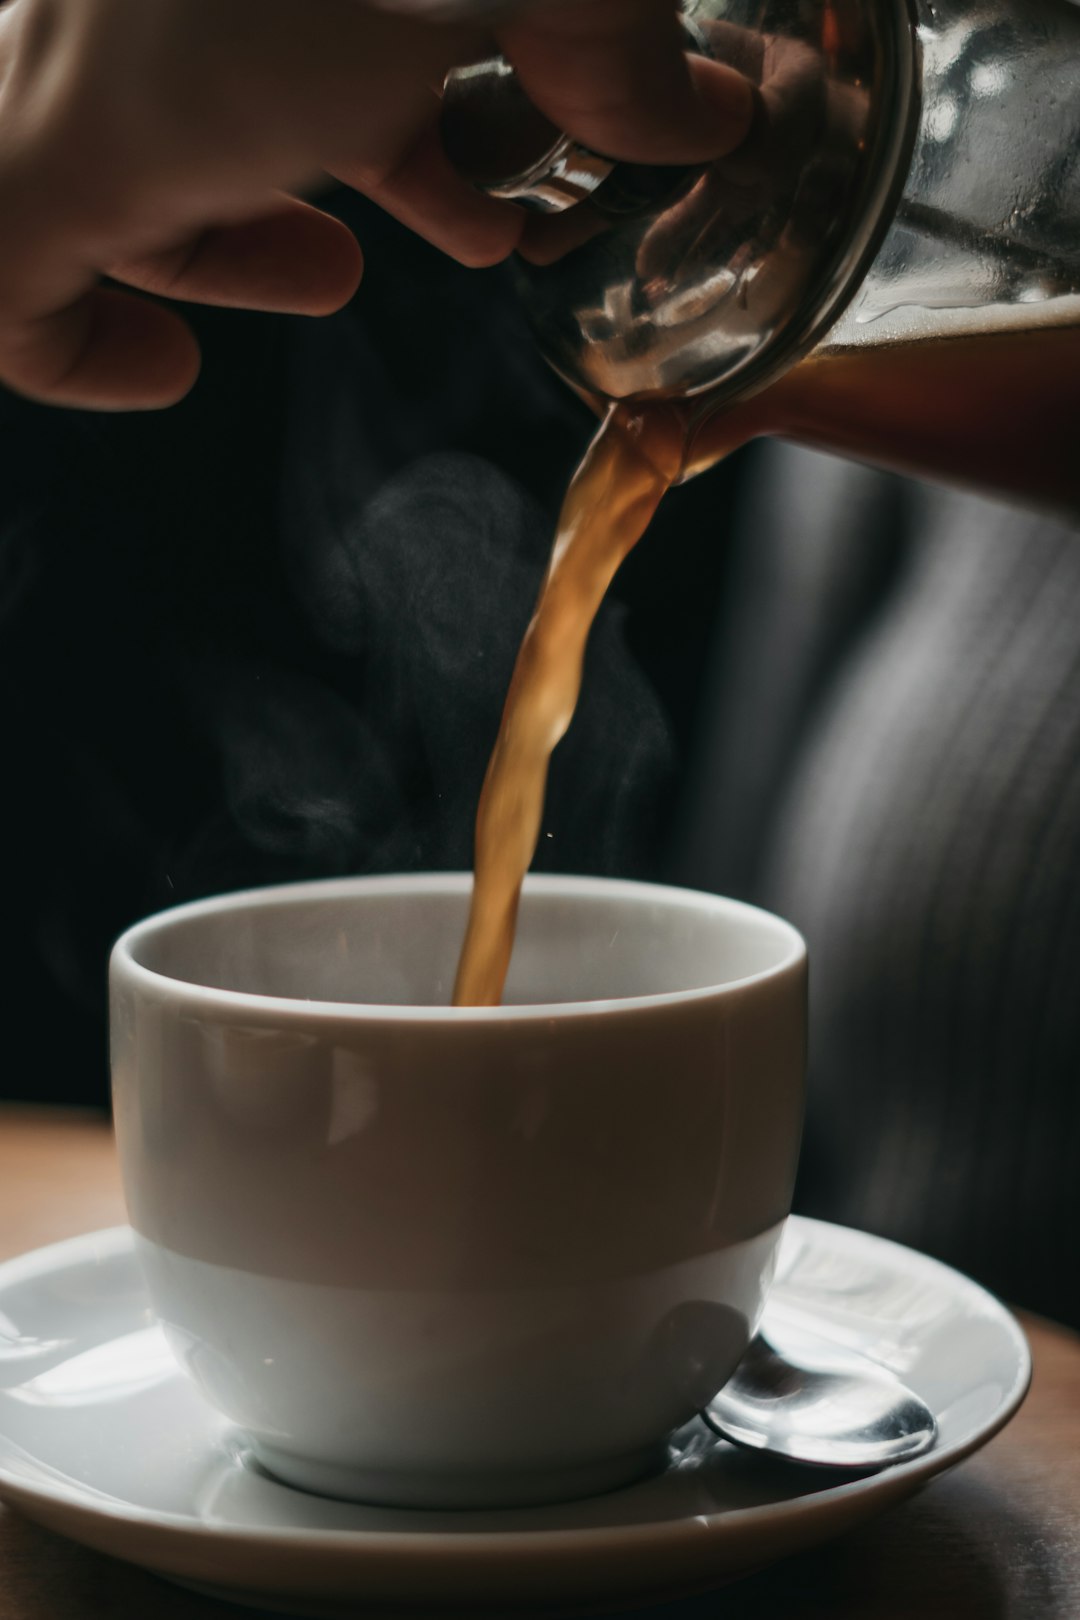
[{"left": 0, "top": 1216, "right": 1032, "bottom": 1563}]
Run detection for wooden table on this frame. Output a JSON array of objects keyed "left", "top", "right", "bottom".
[{"left": 1, "top": 1106, "right": 1078, "bottom": 1620}]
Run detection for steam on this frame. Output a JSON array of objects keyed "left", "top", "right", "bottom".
[
  {"left": 0, "top": 256, "right": 678, "bottom": 1112},
  {"left": 215, "top": 662, "right": 403, "bottom": 868},
  {"left": 275, "top": 386, "right": 674, "bottom": 878}
]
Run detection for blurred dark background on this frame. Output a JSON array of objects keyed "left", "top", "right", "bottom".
[{"left": 2, "top": 190, "right": 1079, "bottom": 1326}]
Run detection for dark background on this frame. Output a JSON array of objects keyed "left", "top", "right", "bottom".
[
  {"left": 0, "top": 192, "right": 751, "bottom": 1111},
  {"left": 4, "top": 191, "right": 1080, "bottom": 1331}
]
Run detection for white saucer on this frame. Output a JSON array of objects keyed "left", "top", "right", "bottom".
[{"left": 0, "top": 1217, "right": 1029, "bottom": 1618}]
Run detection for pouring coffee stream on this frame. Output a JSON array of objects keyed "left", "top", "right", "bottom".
[
  {"left": 452, "top": 403, "right": 689, "bottom": 1005},
  {"left": 451, "top": 0, "right": 1080, "bottom": 1006}
]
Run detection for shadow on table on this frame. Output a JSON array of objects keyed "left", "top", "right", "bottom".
[{"left": 641, "top": 1471, "right": 1061, "bottom": 1620}]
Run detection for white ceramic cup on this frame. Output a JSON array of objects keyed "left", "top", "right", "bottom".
[{"left": 110, "top": 873, "right": 806, "bottom": 1508}]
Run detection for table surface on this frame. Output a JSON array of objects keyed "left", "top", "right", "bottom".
[{"left": 0, "top": 1106, "right": 1078, "bottom": 1620}]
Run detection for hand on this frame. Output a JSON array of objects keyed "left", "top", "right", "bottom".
[{"left": 0, "top": 0, "right": 753, "bottom": 411}]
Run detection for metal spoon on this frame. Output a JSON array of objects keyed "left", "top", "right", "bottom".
[{"left": 704, "top": 1323, "right": 937, "bottom": 1470}]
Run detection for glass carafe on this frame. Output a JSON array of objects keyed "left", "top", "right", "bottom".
[{"left": 443, "top": 0, "right": 1080, "bottom": 511}]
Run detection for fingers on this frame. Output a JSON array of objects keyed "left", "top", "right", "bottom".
[
  {"left": 0, "top": 0, "right": 754, "bottom": 419},
  {"left": 108, "top": 197, "right": 364, "bottom": 314},
  {"left": 0, "top": 199, "right": 362, "bottom": 410},
  {"left": 518, "top": 203, "right": 608, "bottom": 267},
  {"left": 500, "top": 0, "right": 754, "bottom": 164},
  {"left": 335, "top": 120, "right": 523, "bottom": 268},
  {"left": 0, "top": 286, "right": 201, "bottom": 410}
]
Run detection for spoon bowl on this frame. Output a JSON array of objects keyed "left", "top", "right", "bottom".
[{"left": 704, "top": 1323, "right": 938, "bottom": 1470}]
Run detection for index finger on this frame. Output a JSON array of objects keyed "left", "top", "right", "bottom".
[{"left": 498, "top": 0, "right": 754, "bottom": 165}]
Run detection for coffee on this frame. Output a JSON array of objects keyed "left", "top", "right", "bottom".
[
  {"left": 452, "top": 403, "right": 689, "bottom": 1006},
  {"left": 686, "top": 304, "right": 1080, "bottom": 508},
  {"left": 455, "top": 306, "right": 1080, "bottom": 1007}
]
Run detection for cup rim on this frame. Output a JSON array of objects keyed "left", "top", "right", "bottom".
[{"left": 110, "top": 872, "right": 806, "bottom": 1025}]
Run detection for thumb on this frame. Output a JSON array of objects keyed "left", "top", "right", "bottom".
[{"left": 499, "top": 0, "right": 754, "bottom": 165}]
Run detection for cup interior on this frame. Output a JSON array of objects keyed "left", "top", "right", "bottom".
[{"left": 118, "top": 875, "right": 804, "bottom": 1012}]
